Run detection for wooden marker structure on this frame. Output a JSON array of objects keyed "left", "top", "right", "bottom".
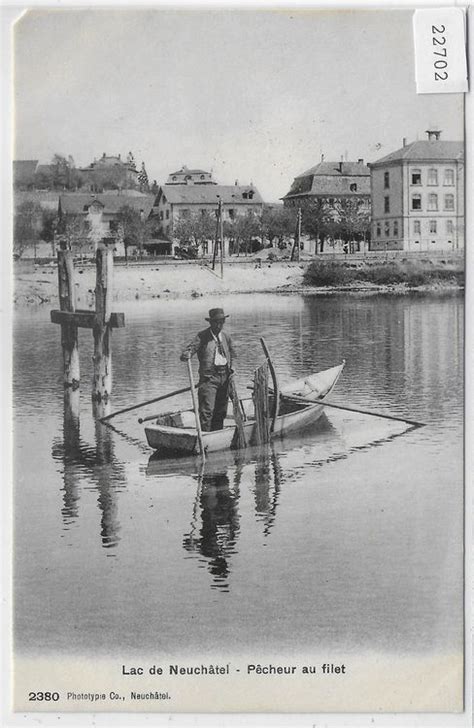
[{"left": 51, "top": 241, "right": 125, "bottom": 410}]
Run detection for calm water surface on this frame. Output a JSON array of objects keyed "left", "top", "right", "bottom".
[{"left": 13, "top": 293, "right": 463, "bottom": 659}]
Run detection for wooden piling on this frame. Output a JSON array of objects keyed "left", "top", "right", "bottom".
[
  {"left": 92, "top": 244, "right": 114, "bottom": 403},
  {"left": 57, "top": 250, "right": 80, "bottom": 390}
]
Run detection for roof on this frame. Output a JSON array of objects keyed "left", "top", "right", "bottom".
[
  {"left": 282, "top": 160, "right": 371, "bottom": 200},
  {"left": 295, "top": 161, "right": 370, "bottom": 178},
  {"left": 169, "top": 167, "right": 209, "bottom": 176},
  {"left": 158, "top": 184, "right": 264, "bottom": 205},
  {"left": 14, "top": 191, "right": 60, "bottom": 210},
  {"left": 13, "top": 160, "right": 38, "bottom": 186},
  {"left": 371, "top": 140, "right": 464, "bottom": 166},
  {"left": 59, "top": 192, "right": 155, "bottom": 217}
]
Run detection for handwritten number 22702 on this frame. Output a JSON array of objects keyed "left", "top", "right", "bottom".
[{"left": 432, "top": 25, "right": 448, "bottom": 80}]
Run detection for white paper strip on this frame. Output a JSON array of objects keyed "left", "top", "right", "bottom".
[{"left": 413, "top": 8, "right": 468, "bottom": 94}]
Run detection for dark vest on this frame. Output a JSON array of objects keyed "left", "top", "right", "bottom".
[{"left": 196, "top": 328, "right": 233, "bottom": 377}]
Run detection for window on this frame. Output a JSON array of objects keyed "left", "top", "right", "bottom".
[
  {"left": 393, "top": 221, "right": 399, "bottom": 237},
  {"left": 384, "top": 171, "right": 389, "bottom": 189},
  {"left": 444, "top": 169, "right": 454, "bottom": 185},
  {"left": 200, "top": 209, "right": 206, "bottom": 216},
  {"left": 446, "top": 219, "right": 454, "bottom": 233},
  {"left": 180, "top": 208, "right": 190, "bottom": 219},
  {"left": 172, "top": 176, "right": 177, "bottom": 181},
  {"left": 411, "top": 194, "right": 422, "bottom": 210},
  {"left": 384, "top": 221, "right": 390, "bottom": 237},
  {"left": 411, "top": 169, "right": 421, "bottom": 185},
  {"left": 428, "top": 193, "right": 438, "bottom": 211},
  {"left": 165, "top": 209, "right": 170, "bottom": 220},
  {"left": 384, "top": 196, "right": 390, "bottom": 213},
  {"left": 444, "top": 194, "right": 455, "bottom": 211},
  {"left": 376, "top": 223, "right": 381, "bottom": 237},
  {"left": 413, "top": 220, "right": 421, "bottom": 234},
  {"left": 159, "top": 211, "right": 163, "bottom": 221},
  {"left": 350, "top": 183, "right": 357, "bottom": 192},
  {"left": 427, "top": 168, "right": 438, "bottom": 185},
  {"left": 200, "top": 175, "right": 205, "bottom": 180},
  {"left": 228, "top": 208, "right": 235, "bottom": 219},
  {"left": 429, "top": 220, "right": 437, "bottom": 234}
]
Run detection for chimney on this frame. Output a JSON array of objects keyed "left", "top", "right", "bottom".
[
  {"left": 402, "top": 137, "right": 407, "bottom": 147},
  {"left": 321, "top": 153, "right": 325, "bottom": 162},
  {"left": 235, "top": 179, "right": 238, "bottom": 186},
  {"left": 118, "top": 153, "right": 121, "bottom": 160},
  {"left": 339, "top": 155, "right": 344, "bottom": 172},
  {"left": 358, "top": 158, "right": 364, "bottom": 164},
  {"left": 426, "top": 130, "right": 441, "bottom": 141}
]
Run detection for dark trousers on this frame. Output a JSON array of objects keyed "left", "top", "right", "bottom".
[{"left": 198, "top": 369, "right": 229, "bottom": 431}]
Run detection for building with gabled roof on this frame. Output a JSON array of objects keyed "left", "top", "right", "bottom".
[
  {"left": 368, "top": 131, "right": 464, "bottom": 251},
  {"left": 78, "top": 152, "right": 140, "bottom": 192},
  {"left": 58, "top": 191, "right": 155, "bottom": 254},
  {"left": 155, "top": 182, "right": 264, "bottom": 237},
  {"left": 166, "top": 165, "right": 216, "bottom": 185},
  {"left": 282, "top": 157, "right": 371, "bottom": 205}
]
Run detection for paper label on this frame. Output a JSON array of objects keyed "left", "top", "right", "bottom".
[{"left": 413, "top": 8, "right": 468, "bottom": 94}]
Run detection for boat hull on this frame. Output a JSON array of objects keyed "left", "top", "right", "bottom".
[{"left": 145, "top": 401, "right": 326, "bottom": 454}]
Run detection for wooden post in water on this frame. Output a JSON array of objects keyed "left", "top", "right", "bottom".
[
  {"left": 57, "top": 249, "right": 80, "bottom": 391},
  {"left": 52, "top": 242, "right": 124, "bottom": 411},
  {"left": 92, "top": 242, "right": 114, "bottom": 404}
]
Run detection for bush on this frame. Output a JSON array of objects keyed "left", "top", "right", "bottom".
[
  {"left": 304, "top": 261, "right": 357, "bottom": 286},
  {"left": 304, "top": 258, "right": 464, "bottom": 288}
]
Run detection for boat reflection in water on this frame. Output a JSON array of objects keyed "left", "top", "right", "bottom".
[
  {"left": 145, "top": 410, "right": 417, "bottom": 590},
  {"left": 145, "top": 416, "right": 339, "bottom": 590}
]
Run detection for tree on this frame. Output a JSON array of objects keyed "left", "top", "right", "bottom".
[
  {"left": 173, "top": 211, "right": 216, "bottom": 254},
  {"left": 333, "top": 198, "right": 371, "bottom": 252},
  {"left": 138, "top": 162, "right": 149, "bottom": 192},
  {"left": 115, "top": 205, "right": 146, "bottom": 259},
  {"left": 224, "top": 212, "right": 261, "bottom": 256},
  {"left": 261, "top": 205, "right": 296, "bottom": 248},
  {"left": 55, "top": 213, "right": 88, "bottom": 251},
  {"left": 13, "top": 200, "right": 42, "bottom": 259},
  {"left": 40, "top": 208, "right": 59, "bottom": 255},
  {"left": 300, "top": 198, "right": 334, "bottom": 253}
]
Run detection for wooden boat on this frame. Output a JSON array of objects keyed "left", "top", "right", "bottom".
[{"left": 144, "top": 362, "right": 345, "bottom": 456}]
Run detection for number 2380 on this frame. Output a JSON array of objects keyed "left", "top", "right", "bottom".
[
  {"left": 28, "top": 691, "right": 60, "bottom": 701},
  {"left": 432, "top": 24, "right": 448, "bottom": 81}
]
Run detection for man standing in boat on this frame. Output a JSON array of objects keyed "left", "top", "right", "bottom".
[{"left": 180, "top": 308, "right": 236, "bottom": 432}]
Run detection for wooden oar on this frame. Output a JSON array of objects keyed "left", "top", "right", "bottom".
[
  {"left": 100, "top": 385, "right": 194, "bottom": 422},
  {"left": 260, "top": 337, "right": 280, "bottom": 433},
  {"left": 286, "top": 393, "right": 425, "bottom": 428},
  {"left": 187, "top": 358, "right": 206, "bottom": 459}
]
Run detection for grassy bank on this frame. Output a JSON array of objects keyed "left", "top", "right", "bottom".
[{"left": 303, "top": 257, "right": 464, "bottom": 289}]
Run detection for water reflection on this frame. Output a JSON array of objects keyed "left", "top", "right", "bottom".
[
  {"left": 52, "top": 396, "right": 126, "bottom": 550},
  {"left": 184, "top": 460, "right": 241, "bottom": 590},
  {"left": 253, "top": 448, "right": 281, "bottom": 538}
]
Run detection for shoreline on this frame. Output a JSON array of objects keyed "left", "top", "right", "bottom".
[{"left": 13, "top": 259, "right": 464, "bottom": 307}]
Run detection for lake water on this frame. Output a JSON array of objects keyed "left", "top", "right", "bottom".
[{"left": 13, "top": 292, "right": 463, "bottom": 663}]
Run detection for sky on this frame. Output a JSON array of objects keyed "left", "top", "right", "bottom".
[{"left": 14, "top": 7, "right": 464, "bottom": 201}]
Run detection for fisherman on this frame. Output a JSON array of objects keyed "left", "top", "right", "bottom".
[{"left": 180, "top": 308, "right": 236, "bottom": 432}]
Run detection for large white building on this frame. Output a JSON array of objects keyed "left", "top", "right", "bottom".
[{"left": 369, "top": 131, "right": 464, "bottom": 252}]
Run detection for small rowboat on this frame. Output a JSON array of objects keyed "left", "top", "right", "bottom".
[{"left": 144, "top": 362, "right": 345, "bottom": 456}]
